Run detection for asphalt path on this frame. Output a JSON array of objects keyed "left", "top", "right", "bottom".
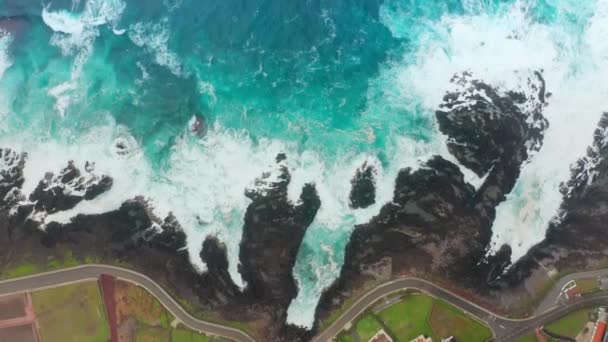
[
  {"left": 534, "top": 268, "right": 608, "bottom": 315},
  {"left": 0, "top": 264, "right": 255, "bottom": 342},
  {"left": 2, "top": 264, "right": 608, "bottom": 342},
  {"left": 312, "top": 271, "right": 608, "bottom": 342}
]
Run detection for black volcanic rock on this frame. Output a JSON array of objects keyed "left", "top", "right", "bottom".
[
  {"left": 0, "top": 148, "right": 26, "bottom": 207},
  {"left": 29, "top": 161, "right": 113, "bottom": 214},
  {"left": 436, "top": 71, "right": 548, "bottom": 177},
  {"left": 150, "top": 213, "right": 187, "bottom": 251},
  {"left": 0, "top": 71, "right": 571, "bottom": 342},
  {"left": 199, "top": 236, "right": 241, "bottom": 303},
  {"left": 315, "top": 73, "right": 553, "bottom": 334},
  {"left": 498, "top": 112, "right": 608, "bottom": 286},
  {"left": 349, "top": 162, "right": 376, "bottom": 209},
  {"left": 239, "top": 154, "right": 320, "bottom": 339}
]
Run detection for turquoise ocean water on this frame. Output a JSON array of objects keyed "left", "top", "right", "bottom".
[{"left": 1, "top": 0, "right": 607, "bottom": 327}]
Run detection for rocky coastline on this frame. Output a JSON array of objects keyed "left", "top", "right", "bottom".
[{"left": 2, "top": 71, "right": 608, "bottom": 341}]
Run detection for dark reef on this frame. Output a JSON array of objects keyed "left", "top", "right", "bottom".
[
  {"left": 3, "top": 71, "right": 608, "bottom": 341},
  {"left": 349, "top": 162, "right": 376, "bottom": 209}
]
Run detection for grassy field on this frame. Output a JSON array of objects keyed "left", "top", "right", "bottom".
[
  {"left": 338, "top": 332, "right": 355, "bottom": 342},
  {"left": 339, "top": 293, "right": 493, "bottom": 342},
  {"left": 576, "top": 278, "right": 599, "bottom": 294},
  {"left": 32, "top": 281, "right": 110, "bottom": 342},
  {"left": 355, "top": 315, "right": 386, "bottom": 341},
  {"left": 1, "top": 256, "right": 255, "bottom": 339},
  {"left": 429, "top": 300, "right": 492, "bottom": 341},
  {"left": 134, "top": 324, "right": 172, "bottom": 342},
  {"left": 377, "top": 294, "right": 435, "bottom": 341},
  {"left": 545, "top": 308, "right": 591, "bottom": 337}
]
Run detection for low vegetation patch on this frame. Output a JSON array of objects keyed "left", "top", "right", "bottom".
[
  {"left": 32, "top": 281, "right": 110, "bottom": 342},
  {"left": 377, "top": 294, "right": 435, "bottom": 341},
  {"left": 113, "top": 280, "right": 217, "bottom": 342},
  {"left": 545, "top": 308, "right": 591, "bottom": 338},
  {"left": 355, "top": 315, "right": 386, "bottom": 341},
  {"left": 429, "top": 300, "right": 492, "bottom": 341},
  {"left": 339, "top": 293, "right": 493, "bottom": 342},
  {"left": 577, "top": 278, "right": 599, "bottom": 295}
]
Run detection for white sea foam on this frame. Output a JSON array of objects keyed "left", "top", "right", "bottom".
[
  {"left": 0, "top": 30, "right": 13, "bottom": 79},
  {"left": 286, "top": 136, "right": 449, "bottom": 327},
  {"left": 382, "top": 0, "right": 608, "bottom": 263},
  {"left": 6, "top": 0, "right": 607, "bottom": 331},
  {"left": 11, "top": 117, "right": 291, "bottom": 288},
  {"left": 489, "top": 0, "right": 608, "bottom": 261},
  {"left": 42, "top": 0, "right": 126, "bottom": 116},
  {"left": 128, "top": 18, "right": 184, "bottom": 76}
]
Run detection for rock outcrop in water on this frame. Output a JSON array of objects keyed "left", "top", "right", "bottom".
[
  {"left": 29, "top": 161, "right": 113, "bottom": 214},
  {"left": 349, "top": 162, "right": 376, "bottom": 209},
  {"left": 436, "top": 71, "right": 548, "bottom": 177}
]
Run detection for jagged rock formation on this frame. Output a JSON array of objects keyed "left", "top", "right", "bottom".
[
  {"left": 10, "top": 70, "right": 604, "bottom": 342},
  {"left": 0, "top": 152, "right": 320, "bottom": 341},
  {"left": 500, "top": 112, "right": 608, "bottom": 287},
  {"left": 436, "top": 71, "right": 548, "bottom": 177},
  {"left": 29, "top": 161, "right": 113, "bottom": 213},
  {"left": 349, "top": 162, "right": 376, "bottom": 209},
  {"left": 314, "top": 71, "right": 551, "bottom": 334}
]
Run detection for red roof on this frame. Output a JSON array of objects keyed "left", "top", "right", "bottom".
[
  {"left": 370, "top": 334, "right": 391, "bottom": 342},
  {"left": 565, "top": 286, "right": 580, "bottom": 299},
  {"left": 593, "top": 321, "right": 607, "bottom": 342}
]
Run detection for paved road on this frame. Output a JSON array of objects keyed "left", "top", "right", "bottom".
[
  {"left": 0, "top": 265, "right": 255, "bottom": 342},
  {"left": 534, "top": 269, "right": 608, "bottom": 315},
  {"left": 2, "top": 264, "right": 608, "bottom": 342},
  {"left": 312, "top": 272, "right": 608, "bottom": 342}
]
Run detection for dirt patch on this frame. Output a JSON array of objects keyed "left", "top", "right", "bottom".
[
  {"left": 0, "top": 294, "right": 26, "bottom": 320},
  {"left": 117, "top": 316, "right": 137, "bottom": 342},
  {"left": 114, "top": 280, "right": 167, "bottom": 327},
  {"left": 0, "top": 324, "right": 38, "bottom": 342},
  {"left": 100, "top": 274, "right": 119, "bottom": 342}
]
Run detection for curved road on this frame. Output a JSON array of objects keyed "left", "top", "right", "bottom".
[
  {"left": 1, "top": 265, "right": 608, "bottom": 342},
  {"left": 313, "top": 273, "right": 608, "bottom": 342},
  {"left": 0, "top": 264, "right": 255, "bottom": 342}
]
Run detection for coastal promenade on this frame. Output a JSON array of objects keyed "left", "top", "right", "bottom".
[{"left": 1, "top": 264, "right": 608, "bottom": 341}]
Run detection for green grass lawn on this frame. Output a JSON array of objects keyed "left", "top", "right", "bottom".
[
  {"left": 545, "top": 308, "right": 591, "bottom": 338},
  {"left": 135, "top": 324, "right": 171, "bottom": 342},
  {"left": 355, "top": 315, "right": 386, "bottom": 341},
  {"left": 429, "top": 300, "right": 492, "bottom": 341},
  {"left": 32, "top": 281, "right": 110, "bottom": 342},
  {"left": 377, "top": 294, "right": 435, "bottom": 342},
  {"left": 338, "top": 332, "right": 356, "bottom": 342}
]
